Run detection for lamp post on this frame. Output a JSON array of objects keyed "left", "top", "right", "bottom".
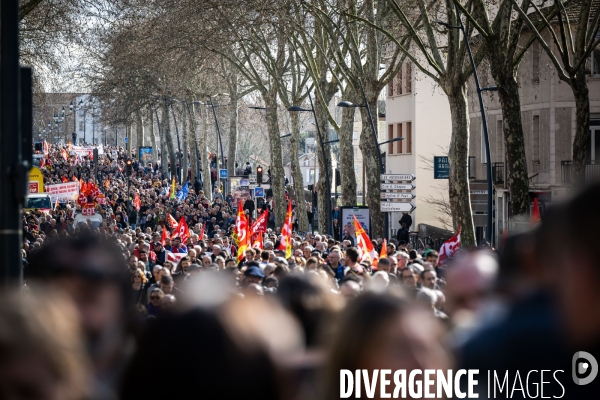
[
  {"left": 288, "top": 92, "right": 332, "bottom": 237},
  {"left": 337, "top": 78, "right": 394, "bottom": 239},
  {"left": 437, "top": 4, "right": 496, "bottom": 245}
]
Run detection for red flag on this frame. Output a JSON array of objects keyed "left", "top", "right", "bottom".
[
  {"left": 167, "top": 213, "right": 179, "bottom": 229},
  {"left": 133, "top": 193, "right": 141, "bottom": 211},
  {"left": 438, "top": 230, "right": 461, "bottom": 266},
  {"left": 353, "top": 215, "right": 378, "bottom": 264},
  {"left": 530, "top": 197, "right": 541, "bottom": 226},
  {"left": 199, "top": 222, "right": 206, "bottom": 240},
  {"left": 250, "top": 209, "right": 269, "bottom": 235},
  {"left": 277, "top": 201, "right": 293, "bottom": 258},
  {"left": 252, "top": 233, "right": 263, "bottom": 250},
  {"left": 235, "top": 201, "right": 249, "bottom": 262},
  {"left": 167, "top": 252, "right": 188, "bottom": 264},
  {"left": 374, "top": 238, "right": 387, "bottom": 269},
  {"left": 61, "top": 176, "right": 68, "bottom": 183},
  {"left": 171, "top": 216, "right": 190, "bottom": 243},
  {"left": 161, "top": 228, "right": 167, "bottom": 246}
]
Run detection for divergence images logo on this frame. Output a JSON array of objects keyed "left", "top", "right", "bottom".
[{"left": 572, "top": 351, "right": 598, "bottom": 385}]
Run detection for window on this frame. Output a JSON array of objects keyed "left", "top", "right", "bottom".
[
  {"left": 388, "top": 125, "right": 394, "bottom": 155},
  {"left": 532, "top": 41, "right": 540, "bottom": 83},
  {"left": 406, "top": 121, "right": 412, "bottom": 153},
  {"left": 533, "top": 115, "right": 540, "bottom": 163},
  {"left": 481, "top": 122, "right": 487, "bottom": 164},
  {"left": 496, "top": 119, "right": 504, "bottom": 162},
  {"left": 387, "top": 80, "right": 394, "bottom": 97},
  {"left": 395, "top": 66, "right": 403, "bottom": 95},
  {"left": 592, "top": 48, "right": 600, "bottom": 77},
  {"left": 405, "top": 63, "right": 412, "bottom": 93},
  {"left": 397, "top": 123, "right": 403, "bottom": 153},
  {"left": 353, "top": 131, "right": 358, "bottom": 140}
]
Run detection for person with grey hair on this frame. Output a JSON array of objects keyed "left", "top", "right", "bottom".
[
  {"left": 263, "top": 241, "right": 274, "bottom": 250},
  {"left": 417, "top": 287, "right": 448, "bottom": 320},
  {"left": 371, "top": 271, "right": 390, "bottom": 290}
]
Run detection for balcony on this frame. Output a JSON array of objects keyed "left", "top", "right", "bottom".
[
  {"left": 492, "top": 162, "right": 504, "bottom": 185},
  {"left": 560, "top": 162, "right": 600, "bottom": 184},
  {"left": 561, "top": 160, "right": 573, "bottom": 185},
  {"left": 586, "top": 164, "right": 600, "bottom": 182}
]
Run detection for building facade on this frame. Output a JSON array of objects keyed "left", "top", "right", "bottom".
[
  {"left": 467, "top": 32, "right": 600, "bottom": 244},
  {"left": 384, "top": 62, "right": 453, "bottom": 236}
]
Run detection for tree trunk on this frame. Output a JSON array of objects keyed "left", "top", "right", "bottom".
[
  {"left": 314, "top": 96, "right": 333, "bottom": 235},
  {"left": 187, "top": 102, "right": 199, "bottom": 185},
  {"left": 158, "top": 109, "right": 168, "bottom": 178},
  {"left": 446, "top": 85, "right": 476, "bottom": 246},
  {"left": 181, "top": 105, "right": 189, "bottom": 183},
  {"left": 264, "top": 88, "right": 286, "bottom": 227},
  {"left": 136, "top": 108, "right": 144, "bottom": 152},
  {"left": 228, "top": 79, "right": 239, "bottom": 195},
  {"left": 199, "top": 104, "right": 212, "bottom": 201},
  {"left": 148, "top": 107, "right": 157, "bottom": 167},
  {"left": 339, "top": 91, "right": 357, "bottom": 206},
  {"left": 162, "top": 101, "right": 177, "bottom": 181},
  {"left": 290, "top": 111, "right": 309, "bottom": 231},
  {"left": 571, "top": 71, "right": 590, "bottom": 182},
  {"left": 496, "top": 74, "right": 530, "bottom": 216}
]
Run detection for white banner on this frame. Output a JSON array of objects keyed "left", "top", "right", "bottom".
[
  {"left": 45, "top": 182, "right": 80, "bottom": 203},
  {"left": 71, "top": 145, "right": 104, "bottom": 157}
]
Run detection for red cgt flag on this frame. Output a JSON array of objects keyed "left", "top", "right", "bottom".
[
  {"left": 133, "top": 193, "right": 141, "bottom": 211},
  {"left": 171, "top": 216, "right": 190, "bottom": 243},
  {"left": 167, "top": 213, "right": 179, "bottom": 229},
  {"left": 250, "top": 209, "right": 269, "bottom": 235},
  {"left": 353, "top": 215, "right": 378, "bottom": 265},
  {"left": 438, "top": 229, "right": 461, "bottom": 266},
  {"left": 235, "top": 201, "right": 249, "bottom": 262},
  {"left": 277, "top": 201, "right": 293, "bottom": 259}
]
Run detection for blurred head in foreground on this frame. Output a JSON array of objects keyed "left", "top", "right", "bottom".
[
  {"left": 323, "top": 290, "right": 450, "bottom": 399},
  {"left": 120, "top": 295, "right": 303, "bottom": 400},
  {"left": 0, "top": 289, "right": 90, "bottom": 400}
]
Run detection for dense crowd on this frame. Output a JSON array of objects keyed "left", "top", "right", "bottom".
[{"left": 5, "top": 145, "right": 600, "bottom": 399}]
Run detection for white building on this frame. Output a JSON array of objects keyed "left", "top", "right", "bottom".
[{"left": 384, "top": 62, "right": 453, "bottom": 235}]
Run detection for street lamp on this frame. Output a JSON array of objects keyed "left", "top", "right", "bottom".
[
  {"left": 288, "top": 92, "right": 333, "bottom": 237},
  {"left": 437, "top": 4, "right": 497, "bottom": 245},
  {"left": 337, "top": 78, "right": 392, "bottom": 239}
]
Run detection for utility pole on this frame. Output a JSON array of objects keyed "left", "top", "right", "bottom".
[{"left": 1, "top": 0, "right": 28, "bottom": 285}]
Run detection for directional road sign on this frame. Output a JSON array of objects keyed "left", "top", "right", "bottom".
[
  {"left": 381, "top": 183, "right": 416, "bottom": 190},
  {"left": 380, "top": 202, "right": 416, "bottom": 212},
  {"left": 381, "top": 192, "right": 415, "bottom": 200},
  {"left": 380, "top": 174, "right": 416, "bottom": 181},
  {"left": 219, "top": 169, "right": 228, "bottom": 179}
]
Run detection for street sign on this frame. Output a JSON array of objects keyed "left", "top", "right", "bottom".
[
  {"left": 219, "top": 169, "right": 228, "bottom": 179},
  {"left": 381, "top": 192, "right": 415, "bottom": 199},
  {"left": 470, "top": 190, "right": 488, "bottom": 194},
  {"left": 248, "top": 173, "right": 257, "bottom": 183},
  {"left": 380, "top": 202, "right": 416, "bottom": 212},
  {"left": 254, "top": 187, "right": 265, "bottom": 197},
  {"left": 434, "top": 156, "right": 450, "bottom": 179},
  {"left": 381, "top": 183, "right": 416, "bottom": 190},
  {"left": 124, "top": 137, "right": 129, "bottom": 143},
  {"left": 380, "top": 174, "right": 416, "bottom": 181}
]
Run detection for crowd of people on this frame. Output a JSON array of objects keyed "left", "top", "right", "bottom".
[{"left": 5, "top": 144, "right": 599, "bottom": 399}]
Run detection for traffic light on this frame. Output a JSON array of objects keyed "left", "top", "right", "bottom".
[
  {"left": 126, "top": 159, "right": 133, "bottom": 176},
  {"left": 256, "top": 165, "right": 263, "bottom": 186}
]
